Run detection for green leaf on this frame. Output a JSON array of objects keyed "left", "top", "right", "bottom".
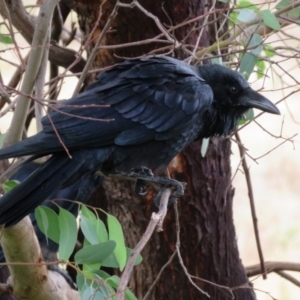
[
  {"left": 238, "top": 108, "right": 254, "bottom": 125},
  {"left": 107, "top": 276, "right": 138, "bottom": 300},
  {"left": 255, "top": 60, "right": 266, "bottom": 79},
  {"left": 80, "top": 206, "right": 108, "bottom": 244},
  {"left": 238, "top": 8, "right": 257, "bottom": 22},
  {"left": 0, "top": 34, "right": 13, "bottom": 44},
  {"left": 91, "top": 269, "right": 111, "bottom": 280},
  {"left": 74, "top": 241, "right": 116, "bottom": 264},
  {"left": 264, "top": 44, "right": 275, "bottom": 58},
  {"left": 211, "top": 58, "right": 223, "bottom": 65},
  {"left": 261, "top": 10, "right": 280, "bottom": 30},
  {"left": 81, "top": 285, "right": 108, "bottom": 300},
  {"left": 35, "top": 206, "right": 60, "bottom": 243},
  {"left": 76, "top": 272, "right": 85, "bottom": 291},
  {"left": 80, "top": 214, "right": 100, "bottom": 245},
  {"left": 107, "top": 214, "right": 127, "bottom": 271},
  {"left": 237, "top": 0, "right": 258, "bottom": 10},
  {"left": 239, "top": 53, "right": 258, "bottom": 79},
  {"left": 101, "top": 248, "right": 143, "bottom": 268},
  {"left": 94, "top": 218, "right": 108, "bottom": 242},
  {"left": 58, "top": 207, "right": 78, "bottom": 260},
  {"left": 2, "top": 180, "right": 19, "bottom": 193},
  {"left": 245, "top": 108, "right": 254, "bottom": 121},
  {"left": 229, "top": 11, "right": 238, "bottom": 26},
  {"left": 248, "top": 34, "right": 263, "bottom": 55},
  {"left": 80, "top": 205, "right": 97, "bottom": 223},
  {"left": 218, "top": 0, "right": 230, "bottom": 3},
  {"left": 81, "top": 285, "right": 106, "bottom": 300},
  {"left": 288, "top": 6, "right": 300, "bottom": 19},
  {"left": 275, "top": 0, "right": 300, "bottom": 18},
  {"left": 275, "top": 0, "right": 289, "bottom": 10},
  {"left": 98, "top": 284, "right": 112, "bottom": 298}
]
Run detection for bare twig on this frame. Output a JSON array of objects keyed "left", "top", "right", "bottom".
[
  {"left": 275, "top": 270, "right": 300, "bottom": 288},
  {"left": 3, "top": 0, "right": 60, "bottom": 148},
  {"left": 118, "top": 0, "right": 180, "bottom": 47},
  {"left": 174, "top": 205, "right": 211, "bottom": 298},
  {"left": 35, "top": 27, "right": 50, "bottom": 131},
  {"left": 254, "top": 134, "right": 297, "bottom": 160},
  {"left": 0, "top": 0, "right": 86, "bottom": 74},
  {"left": 116, "top": 187, "right": 171, "bottom": 300},
  {"left": 246, "top": 261, "right": 300, "bottom": 277},
  {"left": 72, "top": 0, "right": 117, "bottom": 96},
  {"left": 142, "top": 250, "right": 177, "bottom": 300},
  {"left": 234, "top": 132, "right": 267, "bottom": 279}
]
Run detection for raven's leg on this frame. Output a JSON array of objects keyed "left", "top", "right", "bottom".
[
  {"left": 126, "top": 167, "right": 186, "bottom": 206},
  {"left": 131, "top": 167, "right": 154, "bottom": 196}
]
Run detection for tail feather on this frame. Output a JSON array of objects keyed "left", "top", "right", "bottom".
[
  {"left": 0, "top": 132, "right": 61, "bottom": 159},
  {"left": 0, "top": 153, "right": 84, "bottom": 227}
]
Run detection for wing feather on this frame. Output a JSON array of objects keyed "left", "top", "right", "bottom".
[{"left": 41, "top": 57, "right": 213, "bottom": 148}]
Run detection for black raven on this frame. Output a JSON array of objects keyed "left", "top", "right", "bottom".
[{"left": 0, "top": 56, "right": 279, "bottom": 226}]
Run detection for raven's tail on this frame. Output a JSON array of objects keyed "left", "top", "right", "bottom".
[
  {"left": 0, "top": 152, "right": 85, "bottom": 227},
  {"left": 0, "top": 132, "right": 62, "bottom": 159}
]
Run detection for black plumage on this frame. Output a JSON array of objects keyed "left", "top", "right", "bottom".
[
  {"left": 0, "top": 56, "right": 280, "bottom": 226},
  {"left": 0, "top": 162, "right": 101, "bottom": 262}
]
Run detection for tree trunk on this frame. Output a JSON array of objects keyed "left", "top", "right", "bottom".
[{"left": 70, "top": 0, "right": 256, "bottom": 299}]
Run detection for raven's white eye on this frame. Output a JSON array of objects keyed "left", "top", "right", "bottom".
[{"left": 230, "top": 87, "right": 238, "bottom": 94}]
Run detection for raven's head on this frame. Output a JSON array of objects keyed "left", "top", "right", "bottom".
[{"left": 198, "top": 64, "right": 280, "bottom": 135}]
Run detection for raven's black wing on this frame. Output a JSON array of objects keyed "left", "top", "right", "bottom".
[
  {"left": 0, "top": 57, "right": 213, "bottom": 160},
  {"left": 43, "top": 57, "right": 213, "bottom": 146}
]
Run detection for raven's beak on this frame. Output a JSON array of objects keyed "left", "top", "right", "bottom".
[{"left": 240, "top": 88, "right": 280, "bottom": 115}]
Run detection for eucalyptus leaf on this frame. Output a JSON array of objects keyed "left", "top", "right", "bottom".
[
  {"left": 107, "top": 276, "right": 138, "bottom": 300},
  {"left": 261, "top": 10, "right": 280, "bottom": 30},
  {"left": 81, "top": 205, "right": 97, "bottom": 222},
  {"left": 58, "top": 207, "right": 78, "bottom": 260},
  {"left": 3, "top": 180, "right": 19, "bottom": 193},
  {"left": 74, "top": 241, "right": 116, "bottom": 264},
  {"left": 107, "top": 214, "right": 127, "bottom": 271},
  {"left": 239, "top": 53, "right": 258, "bottom": 79},
  {"left": 80, "top": 213, "right": 100, "bottom": 245},
  {"left": 248, "top": 34, "right": 263, "bottom": 55},
  {"left": 238, "top": 8, "right": 257, "bottom": 22},
  {"left": 0, "top": 34, "right": 13, "bottom": 44},
  {"left": 35, "top": 206, "right": 60, "bottom": 243}
]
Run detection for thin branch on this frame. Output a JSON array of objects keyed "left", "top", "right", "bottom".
[
  {"left": 0, "top": 0, "right": 86, "bottom": 74},
  {"left": 116, "top": 187, "right": 171, "bottom": 300},
  {"left": 118, "top": 0, "right": 180, "bottom": 47},
  {"left": 3, "top": 0, "right": 60, "bottom": 147},
  {"left": 194, "top": 0, "right": 300, "bottom": 59},
  {"left": 0, "top": 0, "right": 25, "bottom": 66},
  {"left": 35, "top": 27, "right": 50, "bottom": 131},
  {"left": 72, "top": 0, "right": 117, "bottom": 96},
  {"left": 234, "top": 132, "right": 267, "bottom": 279},
  {"left": 174, "top": 205, "right": 211, "bottom": 298},
  {"left": 254, "top": 133, "right": 297, "bottom": 160},
  {"left": 142, "top": 250, "right": 177, "bottom": 300},
  {"left": 246, "top": 261, "right": 300, "bottom": 277},
  {"left": 275, "top": 270, "right": 300, "bottom": 288}
]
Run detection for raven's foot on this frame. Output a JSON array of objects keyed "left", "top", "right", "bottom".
[
  {"left": 125, "top": 168, "right": 186, "bottom": 206},
  {"left": 152, "top": 177, "right": 185, "bottom": 207},
  {"left": 131, "top": 167, "right": 154, "bottom": 196}
]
